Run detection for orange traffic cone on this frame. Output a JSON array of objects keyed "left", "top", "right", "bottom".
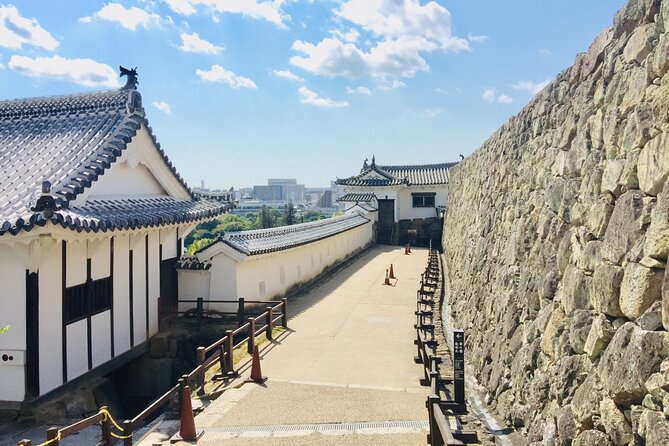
[
  {"left": 405, "top": 244, "right": 410, "bottom": 255},
  {"left": 389, "top": 264, "right": 396, "bottom": 279},
  {"left": 245, "top": 345, "right": 267, "bottom": 383},
  {"left": 408, "top": 243, "right": 412, "bottom": 253},
  {"left": 384, "top": 269, "right": 391, "bottom": 285},
  {"left": 170, "top": 385, "right": 203, "bottom": 443}
]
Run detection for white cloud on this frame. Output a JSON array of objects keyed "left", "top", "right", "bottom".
[
  {"left": 8, "top": 55, "right": 120, "bottom": 88},
  {"left": 162, "top": 0, "right": 286, "bottom": 26},
  {"left": 152, "top": 101, "right": 171, "bottom": 114},
  {"left": 272, "top": 69, "right": 304, "bottom": 82},
  {"left": 483, "top": 87, "right": 513, "bottom": 104},
  {"left": 378, "top": 79, "right": 405, "bottom": 90},
  {"left": 196, "top": 64, "right": 257, "bottom": 89},
  {"left": 331, "top": 28, "right": 360, "bottom": 43},
  {"left": 0, "top": 5, "right": 58, "bottom": 50},
  {"left": 512, "top": 79, "right": 550, "bottom": 95},
  {"left": 290, "top": 0, "right": 467, "bottom": 79},
  {"left": 179, "top": 32, "right": 222, "bottom": 54},
  {"left": 538, "top": 48, "right": 553, "bottom": 57},
  {"left": 482, "top": 88, "right": 496, "bottom": 102},
  {"left": 298, "top": 87, "right": 348, "bottom": 108},
  {"left": 164, "top": 0, "right": 197, "bottom": 15},
  {"left": 347, "top": 86, "right": 371, "bottom": 95},
  {"left": 497, "top": 94, "right": 513, "bottom": 104},
  {"left": 467, "top": 32, "right": 488, "bottom": 43},
  {"left": 81, "top": 3, "right": 161, "bottom": 30}
]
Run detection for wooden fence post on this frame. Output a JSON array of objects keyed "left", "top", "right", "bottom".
[
  {"left": 196, "top": 346, "right": 206, "bottom": 395},
  {"left": 281, "top": 298, "right": 288, "bottom": 329},
  {"left": 247, "top": 317, "right": 255, "bottom": 354},
  {"left": 46, "top": 427, "right": 59, "bottom": 446},
  {"left": 122, "top": 420, "right": 133, "bottom": 446},
  {"left": 265, "top": 306, "right": 273, "bottom": 340},
  {"left": 237, "top": 297, "right": 245, "bottom": 327},
  {"left": 196, "top": 297, "right": 204, "bottom": 331},
  {"left": 99, "top": 406, "right": 112, "bottom": 446},
  {"left": 225, "top": 329, "right": 234, "bottom": 375}
]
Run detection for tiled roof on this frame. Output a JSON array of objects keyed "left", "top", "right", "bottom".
[
  {"left": 0, "top": 88, "right": 228, "bottom": 235},
  {"left": 336, "top": 162, "right": 456, "bottom": 187},
  {"left": 176, "top": 256, "right": 212, "bottom": 270},
  {"left": 200, "top": 213, "right": 370, "bottom": 256},
  {"left": 337, "top": 193, "right": 377, "bottom": 202},
  {"left": 0, "top": 197, "right": 233, "bottom": 236}
]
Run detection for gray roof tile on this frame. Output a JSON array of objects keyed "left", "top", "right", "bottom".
[
  {"left": 0, "top": 88, "right": 230, "bottom": 235},
  {"left": 337, "top": 193, "right": 376, "bottom": 202},
  {"left": 199, "top": 213, "right": 370, "bottom": 256},
  {"left": 336, "top": 161, "right": 456, "bottom": 187}
]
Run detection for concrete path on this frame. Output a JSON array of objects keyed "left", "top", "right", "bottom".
[{"left": 142, "top": 245, "right": 430, "bottom": 445}]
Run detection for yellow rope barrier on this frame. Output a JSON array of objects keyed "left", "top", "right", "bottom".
[
  {"left": 98, "top": 407, "right": 132, "bottom": 440},
  {"left": 34, "top": 432, "right": 61, "bottom": 446}
]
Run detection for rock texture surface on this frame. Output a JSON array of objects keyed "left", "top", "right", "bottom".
[{"left": 442, "top": 0, "right": 669, "bottom": 444}]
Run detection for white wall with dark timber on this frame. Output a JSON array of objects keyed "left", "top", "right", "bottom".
[
  {"left": 113, "top": 234, "right": 131, "bottom": 353},
  {"left": 397, "top": 185, "right": 448, "bottom": 220},
  {"left": 232, "top": 221, "right": 372, "bottom": 301},
  {"left": 66, "top": 319, "right": 87, "bottom": 380},
  {"left": 160, "top": 228, "right": 177, "bottom": 260},
  {"left": 148, "top": 231, "right": 160, "bottom": 336},
  {"left": 131, "top": 234, "right": 147, "bottom": 346},
  {"left": 66, "top": 240, "right": 86, "bottom": 287},
  {"left": 38, "top": 241, "right": 62, "bottom": 395},
  {"left": 91, "top": 311, "right": 111, "bottom": 368},
  {"left": 0, "top": 244, "right": 27, "bottom": 402}
]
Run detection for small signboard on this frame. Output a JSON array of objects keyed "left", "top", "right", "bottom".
[{"left": 453, "top": 329, "right": 465, "bottom": 405}]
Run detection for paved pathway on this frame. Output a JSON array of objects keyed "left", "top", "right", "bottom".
[{"left": 142, "top": 245, "right": 430, "bottom": 445}]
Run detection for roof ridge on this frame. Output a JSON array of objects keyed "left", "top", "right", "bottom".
[
  {"left": 378, "top": 162, "right": 458, "bottom": 170},
  {"left": 0, "top": 89, "right": 138, "bottom": 120}
]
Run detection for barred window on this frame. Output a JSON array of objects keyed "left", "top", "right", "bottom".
[
  {"left": 412, "top": 193, "right": 436, "bottom": 208},
  {"left": 64, "top": 276, "right": 112, "bottom": 324}
]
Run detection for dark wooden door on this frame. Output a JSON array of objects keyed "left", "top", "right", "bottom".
[
  {"left": 25, "top": 271, "right": 39, "bottom": 398},
  {"left": 160, "top": 257, "right": 178, "bottom": 323},
  {"left": 378, "top": 199, "right": 394, "bottom": 223},
  {"left": 377, "top": 200, "right": 395, "bottom": 244}
]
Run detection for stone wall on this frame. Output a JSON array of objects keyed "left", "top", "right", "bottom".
[{"left": 442, "top": 0, "right": 669, "bottom": 444}]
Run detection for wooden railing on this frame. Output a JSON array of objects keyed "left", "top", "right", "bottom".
[
  {"left": 19, "top": 298, "right": 288, "bottom": 446},
  {"left": 414, "top": 246, "right": 477, "bottom": 446}
]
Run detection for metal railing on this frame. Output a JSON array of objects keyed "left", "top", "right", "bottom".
[
  {"left": 19, "top": 298, "right": 288, "bottom": 446},
  {"left": 414, "top": 247, "right": 477, "bottom": 446}
]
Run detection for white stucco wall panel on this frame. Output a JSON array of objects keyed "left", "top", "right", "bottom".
[
  {"left": 160, "top": 228, "right": 177, "bottom": 260},
  {"left": 112, "top": 235, "right": 131, "bottom": 354},
  {"left": 222, "top": 222, "right": 372, "bottom": 303},
  {"left": 148, "top": 232, "right": 160, "bottom": 336},
  {"left": 132, "top": 237, "right": 147, "bottom": 345},
  {"left": 66, "top": 240, "right": 87, "bottom": 287},
  {"left": 91, "top": 311, "right": 111, "bottom": 368},
  {"left": 38, "top": 240, "right": 62, "bottom": 395},
  {"left": 177, "top": 270, "right": 211, "bottom": 312},
  {"left": 0, "top": 244, "right": 27, "bottom": 401},
  {"left": 90, "top": 238, "right": 111, "bottom": 280},
  {"left": 0, "top": 244, "right": 27, "bottom": 350},
  {"left": 66, "top": 319, "right": 88, "bottom": 380},
  {"left": 397, "top": 185, "right": 448, "bottom": 220},
  {"left": 207, "top": 254, "right": 237, "bottom": 313}
]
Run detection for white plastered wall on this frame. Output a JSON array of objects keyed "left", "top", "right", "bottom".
[
  {"left": 397, "top": 184, "right": 448, "bottom": 220},
  {"left": 216, "top": 221, "right": 373, "bottom": 303},
  {"left": 0, "top": 243, "right": 28, "bottom": 401}
]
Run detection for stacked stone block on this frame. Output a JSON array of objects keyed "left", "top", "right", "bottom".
[{"left": 442, "top": 0, "right": 669, "bottom": 444}]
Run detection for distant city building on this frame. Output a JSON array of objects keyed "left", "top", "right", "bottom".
[
  {"left": 317, "top": 190, "right": 333, "bottom": 208},
  {"left": 253, "top": 185, "right": 282, "bottom": 201},
  {"left": 268, "top": 178, "right": 305, "bottom": 202}
]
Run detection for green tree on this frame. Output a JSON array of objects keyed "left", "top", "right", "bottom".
[
  {"left": 187, "top": 238, "right": 215, "bottom": 255},
  {"left": 259, "top": 205, "right": 274, "bottom": 229},
  {"left": 301, "top": 210, "right": 325, "bottom": 222},
  {"left": 284, "top": 201, "right": 296, "bottom": 226}
]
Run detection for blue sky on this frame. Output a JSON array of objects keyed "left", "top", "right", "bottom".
[{"left": 1, "top": 1, "right": 626, "bottom": 188}]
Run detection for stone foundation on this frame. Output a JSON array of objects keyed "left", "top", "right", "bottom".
[{"left": 442, "top": 0, "right": 669, "bottom": 444}]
